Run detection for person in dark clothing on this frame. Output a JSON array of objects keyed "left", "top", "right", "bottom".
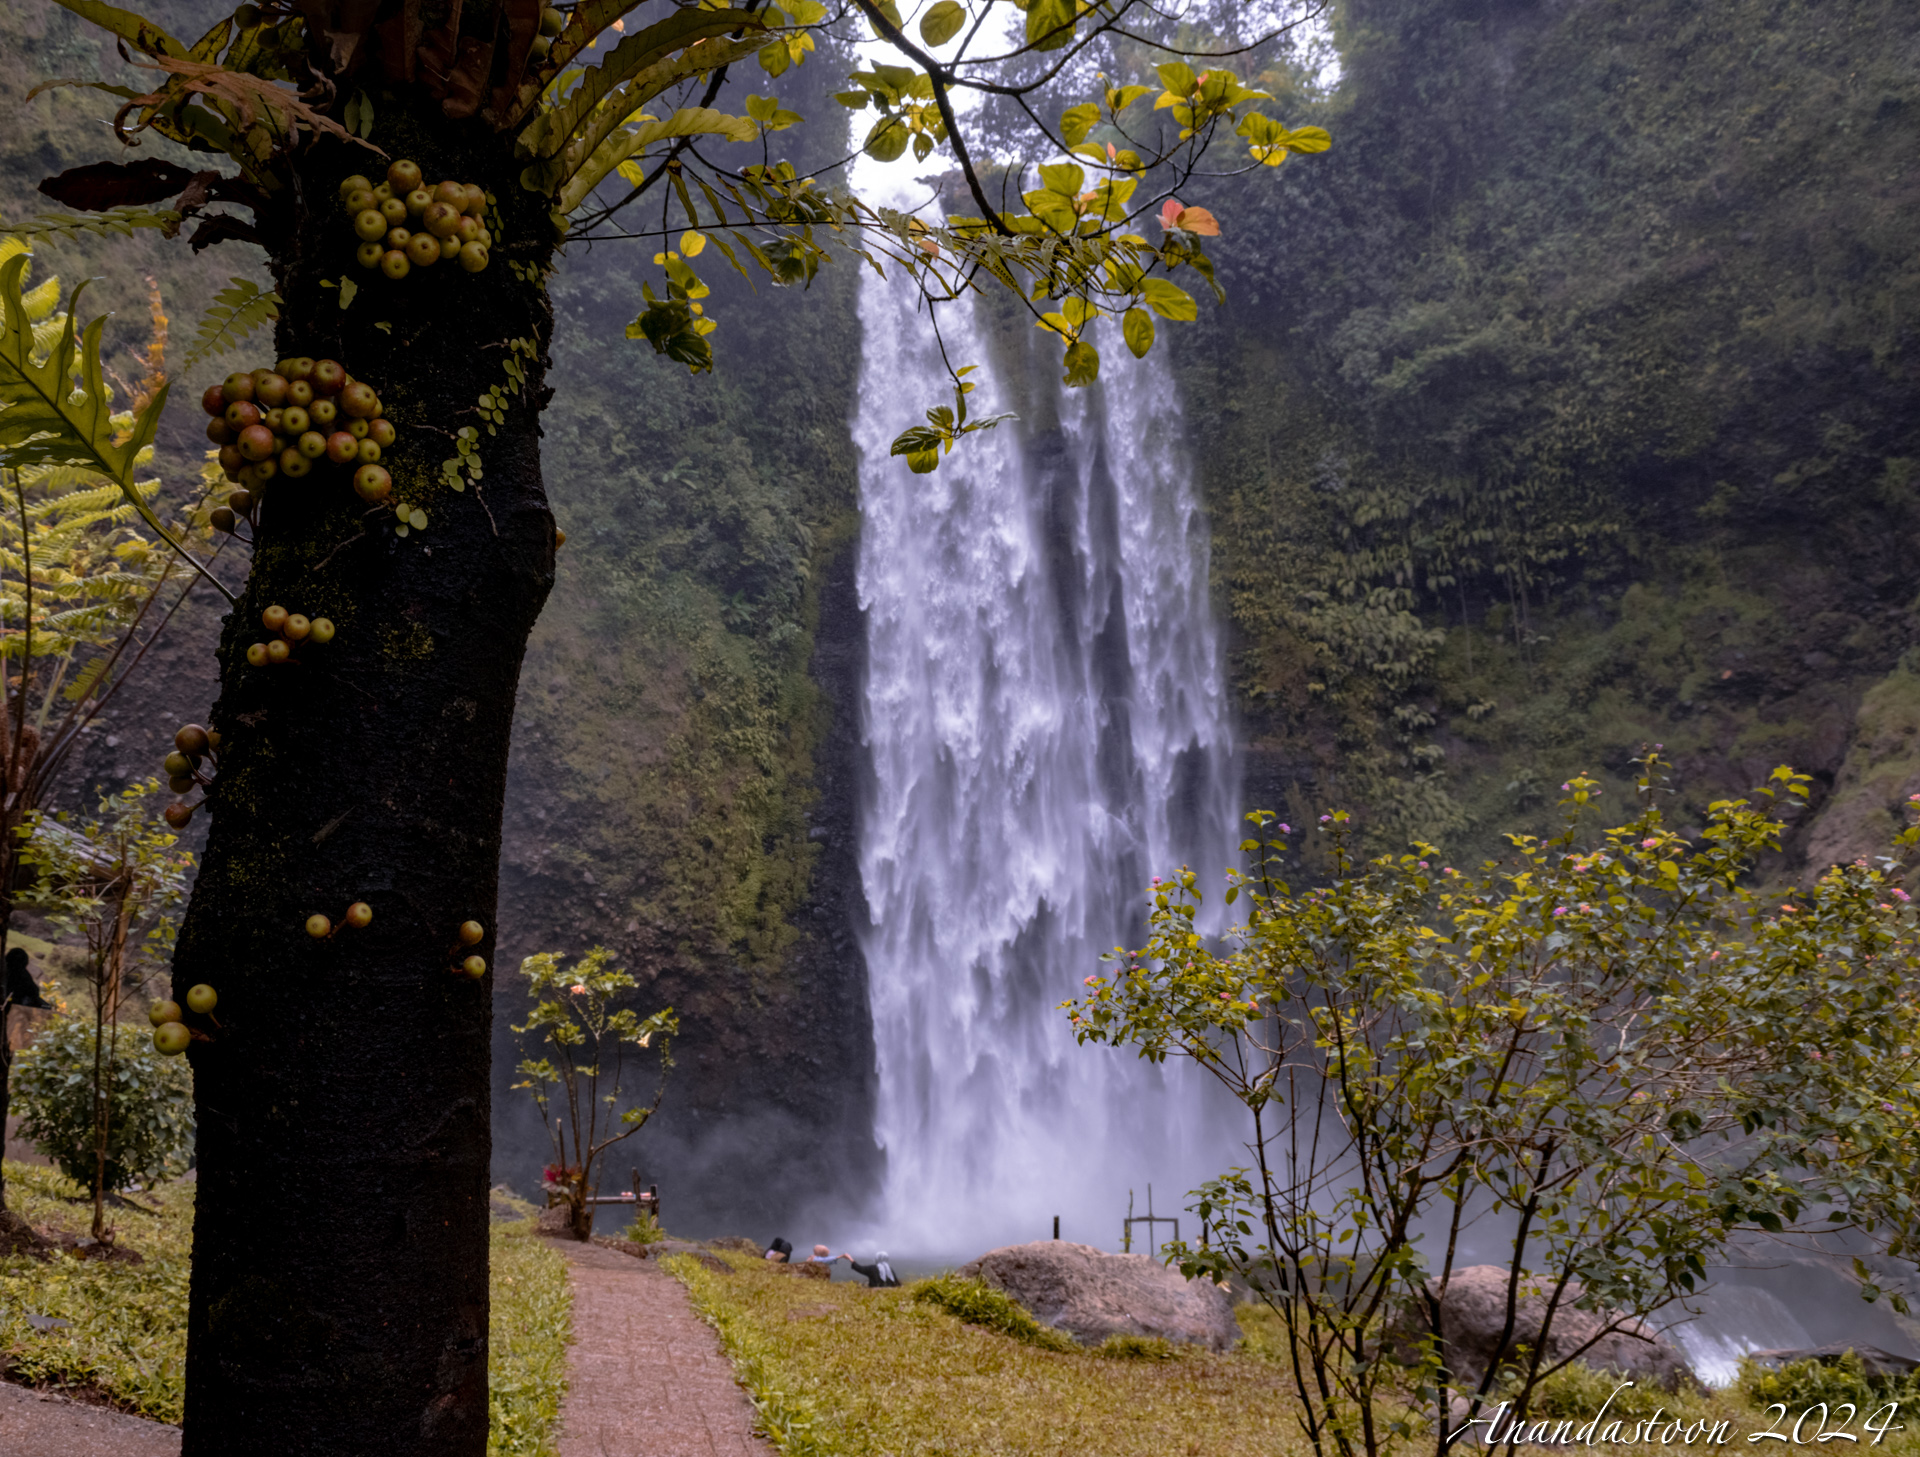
[
  {"left": 2, "top": 948, "right": 50, "bottom": 1012},
  {"left": 842, "top": 1251, "right": 899, "bottom": 1288},
  {"left": 764, "top": 1236, "right": 793, "bottom": 1262}
]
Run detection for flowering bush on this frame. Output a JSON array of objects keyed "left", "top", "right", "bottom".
[{"left": 1069, "top": 756, "right": 1920, "bottom": 1457}]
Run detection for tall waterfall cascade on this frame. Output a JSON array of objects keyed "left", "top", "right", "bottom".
[{"left": 852, "top": 274, "right": 1240, "bottom": 1254}]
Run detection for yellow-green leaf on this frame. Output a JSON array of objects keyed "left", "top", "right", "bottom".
[
  {"left": 919, "top": 0, "right": 966, "bottom": 46},
  {"left": 1140, "top": 277, "right": 1197, "bottom": 320},
  {"left": 1059, "top": 102, "right": 1099, "bottom": 145},
  {"left": 1122, "top": 306, "right": 1154, "bottom": 358},
  {"left": 1062, "top": 338, "right": 1099, "bottom": 387}
]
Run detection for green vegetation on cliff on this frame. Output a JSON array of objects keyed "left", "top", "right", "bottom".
[{"left": 1187, "top": 0, "right": 1920, "bottom": 864}]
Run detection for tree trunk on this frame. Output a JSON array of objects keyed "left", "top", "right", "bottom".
[{"left": 173, "top": 106, "right": 556, "bottom": 1456}]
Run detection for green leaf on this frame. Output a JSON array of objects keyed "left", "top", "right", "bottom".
[
  {"left": 1059, "top": 102, "right": 1100, "bottom": 145},
  {"left": 866, "top": 0, "right": 904, "bottom": 36},
  {"left": 1037, "top": 162, "right": 1084, "bottom": 197},
  {"left": 180, "top": 277, "right": 280, "bottom": 370},
  {"left": 1122, "top": 306, "right": 1154, "bottom": 359},
  {"left": 1140, "top": 277, "right": 1197, "bottom": 321},
  {"left": 48, "top": 0, "right": 185, "bottom": 60},
  {"left": 1062, "top": 338, "right": 1099, "bottom": 387},
  {"left": 1154, "top": 62, "right": 1196, "bottom": 98},
  {"left": 1024, "top": 0, "right": 1074, "bottom": 51},
  {"left": 551, "top": 105, "right": 760, "bottom": 214},
  {"left": 833, "top": 88, "right": 871, "bottom": 109},
  {"left": 864, "top": 116, "right": 910, "bottom": 163},
  {"left": 919, "top": 0, "right": 967, "bottom": 46}
]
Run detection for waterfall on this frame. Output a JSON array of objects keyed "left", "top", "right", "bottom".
[{"left": 851, "top": 274, "right": 1239, "bottom": 1255}]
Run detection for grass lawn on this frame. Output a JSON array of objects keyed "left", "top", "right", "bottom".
[
  {"left": 0, "top": 1160, "right": 572, "bottom": 1454},
  {"left": 666, "top": 1252, "right": 1312, "bottom": 1457}
]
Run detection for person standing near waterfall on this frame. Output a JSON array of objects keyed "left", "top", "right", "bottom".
[{"left": 841, "top": 1251, "right": 899, "bottom": 1287}]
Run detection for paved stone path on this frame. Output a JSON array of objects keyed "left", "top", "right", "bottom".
[
  {"left": 0, "top": 1381, "right": 180, "bottom": 1457},
  {"left": 555, "top": 1239, "right": 771, "bottom": 1457}
]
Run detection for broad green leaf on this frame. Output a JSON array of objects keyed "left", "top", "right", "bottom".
[
  {"left": 1062, "top": 338, "right": 1099, "bottom": 387},
  {"left": 1122, "top": 307, "right": 1154, "bottom": 358},
  {"left": 920, "top": 0, "right": 967, "bottom": 46},
  {"left": 864, "top": 116, "right": 910, "bottom": 163},
  {"left": 1154, "top": 62, "right": 1196, "bottom": 98},
  {"left": 1059, "top": 103, "right": 1100, "bottom": 145},
  {"left": 1037, "top": 162, "right": 1084, "bottom": 196},
  {"left": 1025, "top": 0, "right": 1074, "bottom": 51},
  {"left": 1140, "top": 277, "right": 1197, "bottom": 320}
]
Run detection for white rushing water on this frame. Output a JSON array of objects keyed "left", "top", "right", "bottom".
[{"left": 851, "top": 274, "right": 1240, "bottom": 1255}]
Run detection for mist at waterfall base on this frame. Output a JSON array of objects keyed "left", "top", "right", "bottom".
[{"left": 843, "top": 270, "right": 1249, "bottom": 1260}]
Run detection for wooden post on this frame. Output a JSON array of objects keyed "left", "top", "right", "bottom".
[{"left": 1052, "top": 1215, "right": 1059, "bottom": 1240}]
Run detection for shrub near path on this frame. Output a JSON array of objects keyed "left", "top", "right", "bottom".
[{"left": 667, "top": 1254, "right": 1309, "bottom": 1457}]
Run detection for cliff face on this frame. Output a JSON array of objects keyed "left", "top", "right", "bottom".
[{"left": 1178, "top": 0, "right": 1920, "bottom": 870}]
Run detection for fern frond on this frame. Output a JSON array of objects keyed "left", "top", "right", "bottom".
[
  {"left": 0, "top": 208, "right": 182, "bottom": 243},
  {"left": 179, "top": 277, "right": 279, "bottom": 372},
  {"left": 61, "top": 653, "right": 111, "bottom": 703}
]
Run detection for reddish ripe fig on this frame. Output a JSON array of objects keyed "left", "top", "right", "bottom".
[
  {"left": 306, "top": 913, "right": 332, "bottom": 938},
  {"left": 186, "top": 984, "right": 218, "bottom": 1014},
  {"left": 381, "top": 250, "right": 410, "bottom": 280},
  {"left": 224, "top": 399, "right": 261, "bottom": 431},
  {"left": 218, "top": 444, "right": 244, "bottom": 474},
  {"left": 406, "top": 232, "right": 441, "bottom": 267},
  {"left": 357, "top": 439, "right": 381, "bottom": 464},
  {"left": 282, "top": 406, "right": 310, "bottom": 434},
  {"left": 387, "top": 159, "right": 423, "bottom": 193},
  {"left": 356, "top": 241, "right": 384, "bottom": 270},
  {"left": 210, "top": 506, "right": 237, "bottom": 534},
  {"left": 237, "top": 424, "right": 276, "bottom": 461},
  {"left": 298, "top": 431, "right": 328, "bottom": 459},
  {"left": 353, "top": 464, "right": 392, "bottom": 502},
  {"left": 433, "top": 180, "right": 466, "bottom": 207},
  {"left": 266, "top": 639, "right": 291, "bottom": 665},
  {"left": 341, "top": 381, "right": 378, "bottom": 418},
  {"left": 458, "top": 920, "right": 485, "bottom": 945},
  {"left": 154, "top": 1021, "right": 192, "bottom": 1055},
  {"left": 310, "top": 398, "right": 339, "bottom": 427},
  {"left": 354, "top": 209, "right": 387, "bottom": 242},
  {"left": 176, "top": 724, "right": 211, "bottom": 755},
  {"left": 308, "top": 618, "right": 336, "bottom": 644},
  {"left": 379, "top": 196, "right": 408, "bottom": 227},
  {"left": 345, "top": 902, "right": 373, "bottom": 928},
  {"left": 284, "top": 613, "right": 311, "bottom": 641},
  {"left": 423, "top": 201, "right": 460, "bottom": 238},
  {"left": 222, "top": 371, "right": 256, "bottom": 403},
  {"left": 339, "top": 173, "right": 373, "bottom": 200},
  {"left": 406, "top": 186, "right": 433, "bottom": 216},
  {"left": 368, "top": 418, "right": 396, "bottom": 448},
  {"left": 455, "top": 216, "right": 482, "bottom": 245},
  {"left": 326, "top": 431, "right": 360, "bottom": 464},
  {"left": 207, "top": 418, "right": 233, "bottom": 446},
  {"left": 287, "top": 379, "right": 315, "bottom": 408},
  {"left": 227, "top": 489, "right": 254, "bottom": 514},
  {"left": 462, "top": 956, "right": 487, "bottom": 979},
  {"left": 255, "top": 373, "right": 289, "bottom": 408},
  {"left": 285, "top": 356, "right": 316, "bottom": 381},
  {"left": 312, "top": 360, "right": 346, "bottom": 395},
  {"left": 149, "top": 999, "right": 182, "bottom": 1027},
  {"left": 245, "top": 643, "right": 269, "bottom": 667},
  {"left": 279, "top": 449, "right": 311, "bottom": 478},
  {"left": 462, "top": 184, "right": 487, "bottom": 215},
  {"left": 202, "top": 384, "right": 227, "bottom": 417},
  {"left": 458, "top": 242, "right": 490, "bottom": 273}
]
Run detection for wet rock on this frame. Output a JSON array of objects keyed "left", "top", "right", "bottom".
[{"left": 957, "top": 1240, "right": 1239, "bottom": 1351}]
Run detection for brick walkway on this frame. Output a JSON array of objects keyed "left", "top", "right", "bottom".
[{"left": 555, "top": 1240, "right": 771, "bottom": 1457}]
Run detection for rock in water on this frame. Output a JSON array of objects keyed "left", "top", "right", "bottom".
[
  {"left": 1423, "top": 1266, "right": 1700, "bottom": 1391},
  {"left": 957, "top": 1241, "right": 1239, "bottom": 1350}
]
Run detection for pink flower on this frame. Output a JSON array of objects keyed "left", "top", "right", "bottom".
[
  {"left": 1641, "top": 839, "right": 1659, "bottom": 849},
  {"left": 570, "top": 983, "right": 587, "bottom": 995},
  {"left": 1278, "top": 823, "right": 1291, "bottom": 833},
  {"left": 1780, "top": 905, "right": 1796, "bottom": 914},
  {"left": 1418, "top": 861, "right": 1429, "bottom": 869},
  {"left": 1319, "top": 814, "right": 1331, "bottom": 823},
  {"left": 1553, "top": 907, "right": 1568, "bottom": 917},
  {"left": 1884, "top": 1102, "right": 1897, "bottom": 1113},
  {"left": 1809, "top": 1050, "right": 1822, "bottom": 1060},
  {"left": 1084, "top": 976, "right": 1099, "bottom": 986},
  {"left": 1896, "top": 889, "right": 1912, "bottom": 902}
]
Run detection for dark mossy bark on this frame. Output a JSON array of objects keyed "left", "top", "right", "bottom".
[{"left": 171, "top": 103, "right": 554, "bottom": 1457}]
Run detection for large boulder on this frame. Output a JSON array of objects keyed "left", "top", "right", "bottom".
[
  {"left": 1424, "top": 1266, "right": 1700, "bottom": 1391},
  {"left": 957, "top": 1241, "right": 1240, "bottom": 1351}
]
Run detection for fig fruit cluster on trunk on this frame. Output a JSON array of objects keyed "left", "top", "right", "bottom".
[
  {"left": 203, "top": 359, "right": 397, "bottom": 504},
  {"left": 344, "top": 161, "right": 494, "bottom": 278}
]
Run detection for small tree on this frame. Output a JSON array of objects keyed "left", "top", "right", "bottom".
[
  {"left": 514, "top": 947, "right": 676, "bottom": 1240},
  {"left": 20, "top": 780, "right": 194, "bottom": 1242},
  {"left": 11, "top": 1013, "right": 193, "bottom": 1195},
  {"left": 1070, "top": 757, "right": 1920, "bottom": 1457}
]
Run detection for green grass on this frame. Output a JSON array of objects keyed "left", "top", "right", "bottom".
[
  {"left": 1, "top": 1159, "right": 573, "bottom": 1449},
  {"left": 665, "top": 1252, "right": 1311, "bottom": 1457}
]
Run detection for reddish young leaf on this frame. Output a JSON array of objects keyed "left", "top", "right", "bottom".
[{"left": 38, "top": 159, "right": 197, "bottom": 212}]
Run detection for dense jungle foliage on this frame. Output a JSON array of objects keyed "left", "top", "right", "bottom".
[{"left": 1187, "top": 0, "right": 1920, "bottom": 867}]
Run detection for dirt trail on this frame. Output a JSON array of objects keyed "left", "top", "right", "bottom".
[
  {"left": 554, "top": 1239, "right": 770, "bottom": 1457},
  {"left": 0, "top": 1382, "right": 180, "bottom": 1456}
]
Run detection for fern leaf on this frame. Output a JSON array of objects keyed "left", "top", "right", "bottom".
[
  {"left": 180, "top": 277, "right": 279, "bottom": 372},
  {"left": 0, "top": 252, "right": 233, "bottom": 604},
  {"left": 62, "top": 654, "right": 111, "bottom": 703},
  {"left": 0, "top": 208, "right": 183, "bottom": 243}
]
